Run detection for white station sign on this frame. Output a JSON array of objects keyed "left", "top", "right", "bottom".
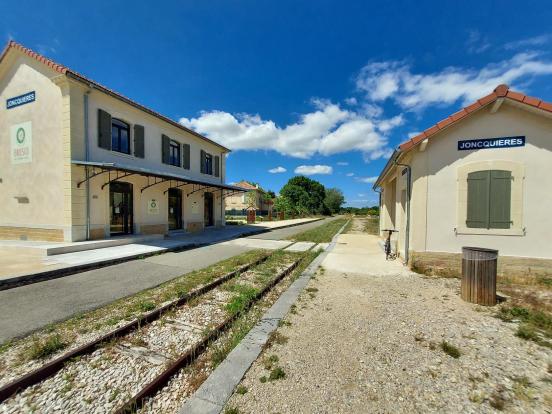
[{"left": 11, "top": 121, "right": 32, "bottom": 164}]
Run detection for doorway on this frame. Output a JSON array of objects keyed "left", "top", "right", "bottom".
[
  {"left": 204, "top": 192, "right": 214, "bottom": 227},
  {"left": 168, "top": 188, "right": 183, "bottom": 230},
  {"left": 110, "top": 182, "right": 133, "bottom": 235}
]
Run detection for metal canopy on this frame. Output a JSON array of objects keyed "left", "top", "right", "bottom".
[{"left": 72, "top": 160, "right": 247, "bottom": 195}]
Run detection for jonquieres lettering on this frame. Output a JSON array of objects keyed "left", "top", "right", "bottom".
[{"left": 457, "top": 136, "right": 525, "bottom": 151}]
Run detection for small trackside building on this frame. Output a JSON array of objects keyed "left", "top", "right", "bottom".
[
  {"left": 374, "top": 84, "right": 552, "bottom": 278},
  {"left": 0, "top": 41, "right": 246, "bottom": 242}
]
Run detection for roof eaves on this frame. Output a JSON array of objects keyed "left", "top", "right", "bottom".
[{"left": 1, "top": 40, "right": 231, "bottom": 153}]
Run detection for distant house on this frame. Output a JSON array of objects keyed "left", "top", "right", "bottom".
[{"left": 226, "top": 181, "right": 273, "bottom": 213}]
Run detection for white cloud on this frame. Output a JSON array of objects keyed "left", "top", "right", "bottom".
[
  {"left": 408, "top": 131, "right": 421, "bottom": 138},
  {"left": 336, "top": 161, "right": 348, "bottom": 166},
  {"left": 268, "top": 166, "right": 287, "bottom": 173},
  {"left": 346, "top": 172, "right": 355, "bottom": 177},
  {"left": 466, "top": 30, "right": 491, "bottom": 54},
  {"left": 356, "top": 52, "right": 552, "bottom": 110},
  {"left": 294, "top": 165, "right": 333, "bottom": 175},
  {"left": 180, "top": 100, "right": 398, "bottom": 161},
  {"left": 356, "top": 176, "right": 378, "bottom": 184},
  {"left": 345, "top": 97, "right": 357, "bottom": 105},
  {"left": 505, "top": 34, "right": 552, "bottom": 50}
]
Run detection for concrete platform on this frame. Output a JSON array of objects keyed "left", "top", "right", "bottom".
[
  {"left": 284, "top": 241, "right": 316, "bottom": 252},
  {"left": 0, "top": 234, "right": 164, "bottom": 256}
]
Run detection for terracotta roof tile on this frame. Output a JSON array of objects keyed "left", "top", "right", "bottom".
[
  {"left": 506, "top": 90, "right": 525, "bottom": 102},
  {"left": 523, "top": 96, "right": 541, "bottom": 107},
  {"left": 396, "top": 84, "right": 552, "bottom": 154},
  {"left": 538, "top": 101, "right": 552, "bottom": 112},
  {"left": 0, "top": 40, "right": 230, "bottom": 152}
]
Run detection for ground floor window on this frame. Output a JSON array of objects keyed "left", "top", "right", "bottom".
[
  {"left": 466, "top": 170, "right": 512, "bottom": 229},
  {"left": 110, "top": 182, "right": 133, "bottom": 235},
  {"left": 168, "top": 188, "right": 183, "bottom": 230}
]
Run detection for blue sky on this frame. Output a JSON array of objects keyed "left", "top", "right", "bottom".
[{"left": 3, "top": 1, "right": 552, "bottom": 206}]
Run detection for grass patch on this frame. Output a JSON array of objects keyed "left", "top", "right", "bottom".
[
  {"left": 287, "top": 218, "right": 348, "bottom": 243},
  {"left": 225, "top": 286, "right": 259, "bottom": 317},
  {"left": 440, "top": 341, "right": 461, "bottom": 358},
  {"left": 268, "top": 366, "right": 286, "bottom": 381},
  {"left": 497, "top": 305, "right": 552, "bottom": 347},
  {"left": 263, "top": 354, "right": 279, "bottom": 370},
  {"left": 24, "top": 334, "right": 67, "bottom": 361},
  {"left": 236, "top": 385, "right": 248, "bottom": 395}
]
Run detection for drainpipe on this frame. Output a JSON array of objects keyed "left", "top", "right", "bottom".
[
  {"left": 84, "top": 92, "right": 91, "bottom": 240},
  {"left": 373, "top": 187, "right": 383, "bottom": 235},
  {"left": 394, "top": 161, "right": 411, "bottom": 265}
]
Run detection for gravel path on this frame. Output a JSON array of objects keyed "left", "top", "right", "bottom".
[{"left": 226, "top": 226, "right": 552, "bottom": 413}]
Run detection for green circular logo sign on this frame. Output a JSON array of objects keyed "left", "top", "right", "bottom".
[{"left": 16, "top": 127, "right": 25, "bottom": 144}]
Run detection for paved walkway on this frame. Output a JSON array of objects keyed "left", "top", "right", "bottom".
[
  {"left": 225, "top": 224, "right": 551, "bottom": 413},
  {"left": 0, "top": 217, "right": 337, "bottom": 343},
  {"left": 0, "top": 218, "right": 321, "bottom": 281}
]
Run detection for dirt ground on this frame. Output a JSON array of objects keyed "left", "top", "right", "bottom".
[{"left": 226, "top": 219, "right": 552, "bottom": 413}]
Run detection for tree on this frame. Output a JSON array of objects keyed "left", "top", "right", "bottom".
[
  {"left": 324, "top": 188, "right": 345, "bottom": 214},
  {"left": 274, "top": 195, "right": 294, "bottom": 216},
  {"left": 280, "top": 176, "right": 326, "bottom": 215}
]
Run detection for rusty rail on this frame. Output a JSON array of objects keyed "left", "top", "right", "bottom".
[
  {"left": 115, "top": 259, "right": 301, "bottom": 413},
  {"left": 0, "top": 254, "right": 272, "bottom": 403}
]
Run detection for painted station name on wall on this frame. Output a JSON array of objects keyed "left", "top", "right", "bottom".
[
  {"left": 457, "top": 136, "right": 525, "bottom": 151},
  {"left": 6, "top": 91, "right": 36, "bottom": 109}
]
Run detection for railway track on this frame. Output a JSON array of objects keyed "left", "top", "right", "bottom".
[{"left": 0, "top": 250, "right": 308, "bottom": 413}]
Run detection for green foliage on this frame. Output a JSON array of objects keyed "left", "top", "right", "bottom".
[
  {"left": 280, "top": 176, "right": 326, "bottom": 215},
  {"left": 440, "top": 341, "right": 461, "bottom": 358},
  {"left": 497, "top": 306, "right": 552, "bottom": 348},
  {"left": 268, "top": 366, "right": 286, "bottom": 380},
  {"left": 26, "top": 334, "right": 67, "bottom": 360},
  {"left": 341, "top": 205, "right": 380, "bottom": 215},
  {"left": 225, "top": 286, "right": 259, "bottom": 316},
  {"left": 324, "top": 188, "right": 345, "bottom": 214},
  {"left": 288, "top": 218, "right": 348, "bottom": 243}
]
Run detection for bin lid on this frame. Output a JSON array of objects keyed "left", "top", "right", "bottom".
[{"left": 462, "top": 246, "right": 498, "bottom": 259}]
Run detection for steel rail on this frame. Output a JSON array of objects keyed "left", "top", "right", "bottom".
[
  {"left": 115, "top": 258, "right": 301, "bottom": 414},
  {"left": 0, "top": 253, "right": 273, "bottom": 404}
]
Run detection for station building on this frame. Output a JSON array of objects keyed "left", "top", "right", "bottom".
[
  {"left": 374, "top": 84, "right": 552, "bottom": 277},
  {"left": 0, "top": 41, "right": 246, "bottom": 242}
]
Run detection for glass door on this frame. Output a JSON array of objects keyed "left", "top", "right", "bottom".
[
  {"left": 168, "top": 188, "right": 183, "bottom": 230},
  {"left": 204, "top": 192, "right": 214, "bottom": 227},
  {"left": 110, "top": 182, "right": 133, "bottom": 235}
]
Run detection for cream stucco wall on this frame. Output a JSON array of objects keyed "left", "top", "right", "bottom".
[
  {"left": 381, "top": 101, "right": 552, "bottom": 260},
  {"left": 0, "top": 54, "right": 66, "bottom": 237},
  {"left": 0, "top": 48, "right": 228, "bottom": 242}
]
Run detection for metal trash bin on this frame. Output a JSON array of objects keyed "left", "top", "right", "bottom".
[{"left": 461, "top": 247, "right": 498, "bottom": 306}]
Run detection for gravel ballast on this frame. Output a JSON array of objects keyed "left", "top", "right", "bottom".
[{"left": 226, "top": 224, "right": 552, "bottom": 413}]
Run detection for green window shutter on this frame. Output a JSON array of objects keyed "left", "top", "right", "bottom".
[
  {"left": 200, "top": 150, "right": 206, "bottom": 174},
  {"left": 98, "top": 109, "right": 112, "bottom": 150},
  {"left": 214, "top": 155, "right": 220, "bottom": 177},
  {"left": 489, "top": 170, "right": 512, "bottom": 229},
  {"left": 183, "top": 144, "right": 190, "bottom": 169},
  {"left": 162, "top": 134, "right": 170, "bottom": 164},
  {"left": 466, "top": 170, "right": 490, "bottom": 228},
  {"left": 134, "top": 125, "right": 145, "bottom": 158}
]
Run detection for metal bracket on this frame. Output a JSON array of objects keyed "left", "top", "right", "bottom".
[
  {"left": 141, "top": 177, "right": 170, "bottom": 193},
  {"left": 77, "top": 168, "right": 108, "bottom": 188},
  {"left": 163, "top": 180, "right": 189, "bottom": 194},
  {"left": 187, "top": 184, "right": 216, "bottom": 197},
  {"left": 101, "top": 172, "right": 135, "bottom": 190}
]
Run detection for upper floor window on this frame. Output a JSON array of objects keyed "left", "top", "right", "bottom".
[
  {"left": 111, "top": 119, "right": 130, "bottom": 154},
  {"left": 204, "top": 153, "right": 213, "bottom": 175},
  {"left": 466, "top": 170, "right": 511, "bottom": 229},
  {"left": 169, "top": 140, "right": 181, "bottom": 167}
]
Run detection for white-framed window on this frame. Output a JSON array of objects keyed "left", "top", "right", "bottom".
[{"left": 457, "top": 161, "right": 524, "bottom": 236}]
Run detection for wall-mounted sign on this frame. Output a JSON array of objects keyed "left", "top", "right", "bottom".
[
  {"left": 458, "top": 136, "right": 525, "bottom": 151},
  {"left": 10, "top": 121, "right": 32, "bottom": 164},
  {"left": 148, "top": 199, "right": 159, "bottom": 215},
  {"left": 191, "top": 201, "right": 199, "bottom": 215},
  {"left": 6, "top": 91, "right": 36, "bottom": 110}
]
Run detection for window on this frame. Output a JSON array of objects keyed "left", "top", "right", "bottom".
[
  {"left": 169, "top": 140, "right": 181, "bottom": 167},
  {"left": 466, "top": 170, "right": 511, "bottom": 229},
  {"left": 204, "top": 153, "right": 213, "bottom": 175},
  {"left": 111, "top": 119, "right": 130, "bottom": 154}
]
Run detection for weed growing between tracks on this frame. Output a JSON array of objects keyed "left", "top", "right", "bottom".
[
  {"left": 0, "top": 250, "right": 269, "bottom": 384},
  {"left": 287, "top": 218, "right": 348, "bottom": 243},
  {"left": 137, "top": 249, "right": 322, "bottom": 414}
]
